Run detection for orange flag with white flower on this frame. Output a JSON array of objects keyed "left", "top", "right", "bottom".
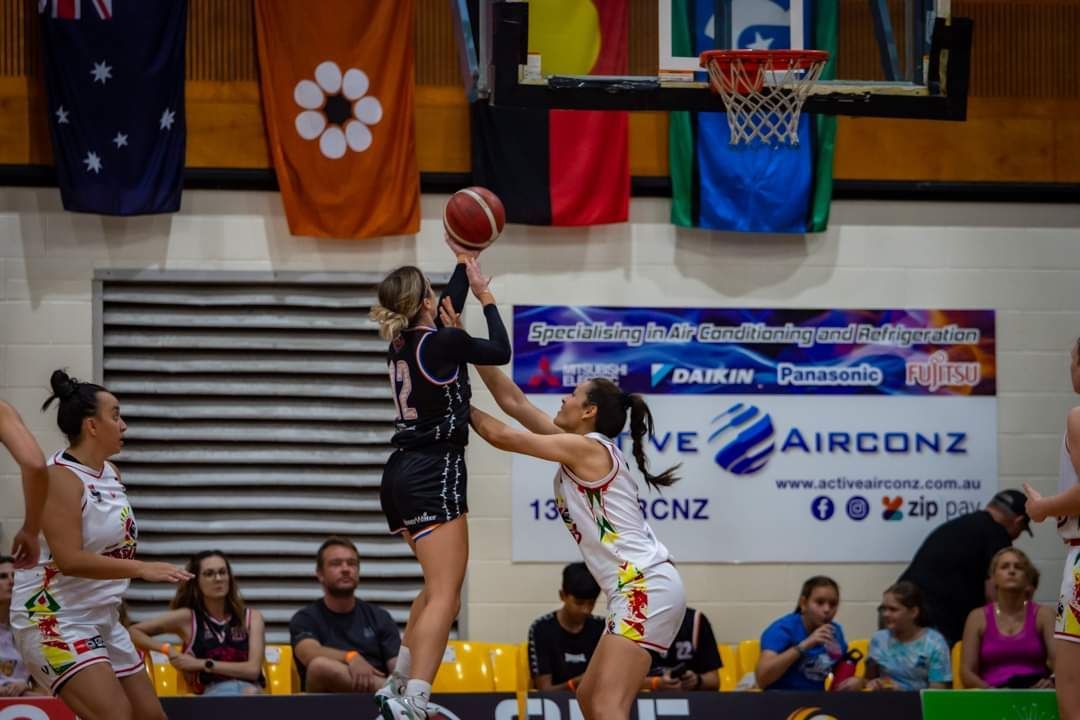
[{"left": 254, "top": 0, "right": 419, "bottom": 239}]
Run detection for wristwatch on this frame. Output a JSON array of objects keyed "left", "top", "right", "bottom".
[{"left": 205, "top": 659, "right": 215, "bottom": 671}]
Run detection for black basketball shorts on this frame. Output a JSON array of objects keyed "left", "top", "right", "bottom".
[{"left": 380, "top": 446, "right": 468, "bottom": 540}]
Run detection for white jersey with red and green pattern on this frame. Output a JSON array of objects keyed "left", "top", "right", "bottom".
[
  {"left": 11, "top": 451, "right": 138, "bottom": 627},
  {"left": 553, "top": 433, "right": 672, "bottom": 633}
]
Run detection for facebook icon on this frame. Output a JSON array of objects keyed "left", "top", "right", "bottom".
[{"left": 810, "top": 496, "right": 835, "bottom": 521}]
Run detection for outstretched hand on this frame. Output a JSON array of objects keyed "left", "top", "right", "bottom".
[
  {"left": 439, "top": 297, "right": 463, "bottom": 329},
  {"left": 1023, "top": 482, "right": 1048, "bottom": 522},
  {"left": 465, "top": 257, "right": 492, "bottom": 299},
  {"left": 445, "top": 232, "right": 479, "bottom": 260},
  {"left": 10, "top": 525, "right": 40, "bottom": 569}
]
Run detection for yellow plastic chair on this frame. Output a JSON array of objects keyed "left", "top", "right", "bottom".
[
  {"left": 432, "top": 640, "right": 496, "bottom": 692},
  {"left": 465, "top": 642, "right": 519, "bottom": 691},
  {"left": 952, "top": 641, "right": 964, "bottom": 689},
  {"left": 148, "top": 649, "right": 183, "bottom": 696},
  {"left": 847, "top": 638, "right": 870, "bottom": 677},
  {"left": 263, "top": 644, "right": 296, "bottom": 695},
  {"left": 737, "top": 639, "right": 760, "bottom": 681},
  {"left": 718, "top": 644, "right": 738, "bottom": 691},
  {"left": 143, "top": 653, "right": 156, "bottom": 683},
  {"left": 517, "top": 641, "right": 533, "bottom": 691}
]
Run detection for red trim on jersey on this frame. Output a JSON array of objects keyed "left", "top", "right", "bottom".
[
  {"left": 561, "top": 437, "right": 620, "bottom": 489},
  {"left": 114, "top": 659, "right": 147, "bottom": 678},
  {"left": 183, "top": 608, "right": 196, "bottom": 654},
  {"left": 50, "top": 655, "right": 111, "bottom": 692},
  {"left": 415, "top": 332, "right": 459, "bottom": 386},
  {"left": 412, "top": 522, "right": 445, "bottom": 541}
]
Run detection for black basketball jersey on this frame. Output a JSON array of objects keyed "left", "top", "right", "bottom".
[{"left": 387, "top": 325, "right": 471, "bottom": 449}]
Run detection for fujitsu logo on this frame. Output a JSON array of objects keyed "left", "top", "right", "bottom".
[{"left": 905, "top": 350, "right": 980, "bottom": 392}]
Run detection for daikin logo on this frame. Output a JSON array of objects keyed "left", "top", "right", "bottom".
[
  {"left": 708, "top": 403, "right": 776, "bottom": 475},
  {"left": 651, "top": 363, "right": 755, "bottom": 386}
]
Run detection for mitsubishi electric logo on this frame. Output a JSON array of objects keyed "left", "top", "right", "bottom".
[{"left": 650, "top": 363, "right": 754, "bottom": 387}]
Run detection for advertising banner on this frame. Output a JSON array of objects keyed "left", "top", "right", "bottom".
[
  {"left": 0, "top": 698, "right": 77, "bottom": 720},
  {"left": 524, "top": 691, "right": 923, "bottom": 719},
  {"left": 921, "top": 689, "right": 1058, "bottom": 719},
  {"left": 509, "top": 306, "right": 997, "bottom": 562},
  {"left": 158, "top": 693, "right": 516, "bottom": 720}
]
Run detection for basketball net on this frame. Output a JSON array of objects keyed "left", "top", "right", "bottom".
[{"left": 701, "top": 50, "right": 829, "bottom": 147}]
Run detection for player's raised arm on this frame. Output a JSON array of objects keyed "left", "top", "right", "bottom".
[
  {"left": 438, "top": 297, "right": 560, "bottom": 436},
  {"left": 0, "top": 400, "right": 48, "bottom": 568}
]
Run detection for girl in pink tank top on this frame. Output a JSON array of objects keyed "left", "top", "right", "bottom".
[{"left": 960, "top": 547, "right": 1055, "bottom": 689}]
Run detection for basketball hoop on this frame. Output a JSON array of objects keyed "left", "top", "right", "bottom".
[{"left": 700, "top": 49, "right": 829, "bottom": 147}]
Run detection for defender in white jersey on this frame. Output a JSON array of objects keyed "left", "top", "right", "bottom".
[
  {"left": 462, "top": 330, "right": 686, "bottom": 720},
  {"left": 10, "top": 371, "right": 191, "bottom": 720},
  {"left": 1024, "top": 339, "right": 1080, "bottom": 720}
]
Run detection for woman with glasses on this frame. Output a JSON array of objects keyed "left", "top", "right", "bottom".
[{"left": 129, "top": 550, "right": 265, "bottom": 696}]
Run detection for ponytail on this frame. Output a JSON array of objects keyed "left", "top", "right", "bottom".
[
  {"left": 370, "top": 305, "right": 411, "bottom": 341},
  {"left": 371, "top": 266, "right": 428, "bottom": 341},
  {"left": 627, "top": 394, "right": 680, "bottom": 490},
  {"left": 42, "top": 369, "right": 106, "bottom": 444},
  {"left": 586, "top": 379, "right": 680, "bottom": 491}
]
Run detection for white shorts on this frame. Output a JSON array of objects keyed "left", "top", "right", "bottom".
[
  {"left": 604, "top": 560, "right": 686, "bottom": 653},
  {"left": 1055, "top": 545, "right": 1080, "bottom": 643},
  {"left": 12, "top": 605, "right": 144, "bottom": 693}
]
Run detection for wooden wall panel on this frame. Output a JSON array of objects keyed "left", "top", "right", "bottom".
[{"left": 186, "top": 0, "right": 256, "bottom": 82}]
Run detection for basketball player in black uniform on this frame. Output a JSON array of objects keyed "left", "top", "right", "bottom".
[{"left": 370, "top": 242, "right": 509, "bottom": 720}]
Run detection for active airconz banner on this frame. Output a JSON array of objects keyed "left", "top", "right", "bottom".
[
  {"left": 509, "top": 306, "right": 997, "bottom": 562},
  {"left": 524, "top": 691, "right": 924, "bottom": 719}
]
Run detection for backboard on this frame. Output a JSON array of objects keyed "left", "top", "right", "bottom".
[{"left": 474, "top": 0, "right": 970, "bottom": 120}]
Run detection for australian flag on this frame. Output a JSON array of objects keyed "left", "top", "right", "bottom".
[{"left": 38, "top": 0, "right": 187, "bottom": 215}]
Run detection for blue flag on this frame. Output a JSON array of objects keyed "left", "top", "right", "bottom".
[
  {"left": 696, "top": 0, "right": 813, "bottom": 233},
  {"left": 38, "top": 0, "right": 188, "bottom": 215}
]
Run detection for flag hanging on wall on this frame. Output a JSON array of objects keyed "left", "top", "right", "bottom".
[
  {"left": 669, "top": 0, "right": 838, "bottom": 233},
  {"left": 472, "top": 0, "right": 629, "bottom": 226},
  {"left": 38, "top": 0, "right": 188, "bottom": 215},
  {"left": 255, "top": 0, "right": 420, "bottom": 240}
]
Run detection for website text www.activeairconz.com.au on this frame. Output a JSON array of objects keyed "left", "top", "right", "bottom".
[{"left": 774, "top": 476, "right": 983, "bottom": 491}]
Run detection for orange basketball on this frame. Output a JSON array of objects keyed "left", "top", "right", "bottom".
[{"left": 443, "top": 186, "right": 505, "bottom": 251}]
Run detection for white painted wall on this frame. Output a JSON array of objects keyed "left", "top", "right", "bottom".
[{"left": 2, "top": 187, "right": 1078, "bottom": 645}]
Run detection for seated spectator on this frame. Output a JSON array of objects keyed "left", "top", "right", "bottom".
[
  {"left": 289, "top": 537, "right": 400, "bottom": 693},
  {"left": 961, "top": 547, "right": 1055, "bottom": 689},
  {"left": 648, "top": 607, "right": 722, "bottom": 692},
  {"left": 528, "top": 562, "right": 604, "bottom": 691},
  {"left": 861, "top": 581, "right": 951, "bottom": 690},
  {"left": 1, "top": 555, "right": 41, "bottom": 697},
  {"left": 129, "top": 550, "right": 265, "bottom": 696},
  {"left": 756, "top": 576, "right": 856, "bottom": 691}
]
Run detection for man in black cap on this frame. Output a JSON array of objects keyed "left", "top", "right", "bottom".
[{"left": 899, "top": 489, "right": 1032, "bottom": 647}]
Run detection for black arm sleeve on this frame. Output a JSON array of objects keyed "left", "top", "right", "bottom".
[
  {"left": 435, "top": 263, "right": 469, "bottom": 329},
  {"left": 421, "top": 304, "right": 511, "bottom": 376}
]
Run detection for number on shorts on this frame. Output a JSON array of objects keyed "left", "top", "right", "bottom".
[{"left": 389, "top": 361, "right": 418, "bottom": 421}]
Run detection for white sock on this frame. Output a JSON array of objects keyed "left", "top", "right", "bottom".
[
  {"left": 395, "top": 646, "right": 412, "bottom": 679},
  {"left": 405, "top": 679, "right": 431, "bottom": 710}
]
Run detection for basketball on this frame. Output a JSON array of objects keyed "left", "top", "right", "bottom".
[{"left": 443, "top": 186, "right": 505, "bottom": 251}]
